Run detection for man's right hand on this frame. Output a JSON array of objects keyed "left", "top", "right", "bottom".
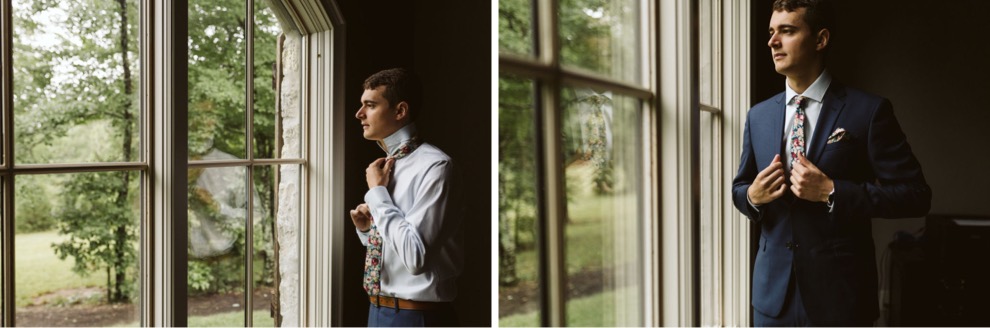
[
  {"left": 747, "top": 154, "right": 787, "bottom": 206},
  {"left": 349, "top": 203, "right": 373, "bottom": 232}
]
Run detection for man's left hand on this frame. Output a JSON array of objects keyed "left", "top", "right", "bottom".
[
  {"left": 366, "top": 157, "right": 395, "bottom": 189},
  {"left": 790, "top": 153, "right": 833, "bottom": 203}
]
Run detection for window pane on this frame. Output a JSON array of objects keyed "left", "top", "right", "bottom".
[
  {"left": 12, "top": 0, "right": 141, "bottom": 164},
  {"left": 560, "top": 87, "right": 644, "bottom": 326},
  {"left": 14, "top": 172, "right": 141, "bottom": 327},
  {"left": 189, "top": 0, "right": 247, "bottom": 160},
  {"left": 559, "top": 0, "right": 642, "bottom": 84},
  {"left": 188, "top": 166, "right": 247, "bottom": 327},
  {"left": 252, "top": 0, "right": 286, "bottom": 160},
  {"left": 499, "top": 0, "right": 534, "bottom": 56},
  {"left": 497, "top": 76, "right": 540, "bottom": 327}
]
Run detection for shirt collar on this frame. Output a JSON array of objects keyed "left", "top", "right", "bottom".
[
  {"left": 785, "top": 70, "right": 832, "bottom": 104},
  {"left": 378, "top": 123, "right": 418, "bottom": 157}
]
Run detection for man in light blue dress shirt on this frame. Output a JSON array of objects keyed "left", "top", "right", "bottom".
[{"left": 349, "top": 68, "right": 462, "bottom": 327}]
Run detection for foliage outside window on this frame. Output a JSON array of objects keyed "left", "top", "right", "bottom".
[{"left": 499, "top": 0, "right": 650, "bottom": 326}]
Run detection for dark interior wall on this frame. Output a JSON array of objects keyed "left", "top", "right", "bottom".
[
  {"left": 412, "top": 0, "right": 492, "bottom": 327},
  {"left": 751, "top": 0, "right": 990, "bottom": 308},
  {"left": 331, "top": 0, "right": 491, "bottom": 326}
]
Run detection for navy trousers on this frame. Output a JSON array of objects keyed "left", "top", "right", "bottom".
[
  {"left": 753, "top": 272, "right": 875, "bottom": 327},
  {"left": 367, "top": 303, "right": 457, "bottom": 327},
  {"left": 753, "top": 273, "right": 811, "bottom": 327}
]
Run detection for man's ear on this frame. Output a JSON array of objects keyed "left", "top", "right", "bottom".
[
  {"left": 816, "top": 28, "right": 830, "bottom": 51},
  {"left": 394, "top": 101, "right": 409, "bottom": 122}
]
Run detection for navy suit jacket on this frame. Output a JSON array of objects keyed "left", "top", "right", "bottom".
[{"left": 732, "top": 82, "right": 931, "bottom": 325}]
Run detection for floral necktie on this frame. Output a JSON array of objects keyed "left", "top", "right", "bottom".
[
  {"left": 363, "top": 137, "right": 421, "bottom": 297},
  {"left": 789, "top": 95, "right": 808, "bottom": 166}
]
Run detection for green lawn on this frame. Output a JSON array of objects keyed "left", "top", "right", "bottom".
[
  {"left": 500, "top": 289, "right": 619, "bottom": 327},
  {"left": 188, "top": 310, "right": 276, "bottom": 327},
  {"left": 14, "top": 230, "right": 108, "bottom": 306},
  {"left": 501, "top": 161, "right": 642, "bottom": 327}
]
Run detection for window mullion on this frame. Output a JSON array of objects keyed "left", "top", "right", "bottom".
[
  {"left": 244, "top": 0, "right": 256, "bottom": 325},
  {"left": 152, "top": 0, "right": 190, "bottom": 325},
  {"left": 1, "top": 0, "right": 13, "bottom": 324}
]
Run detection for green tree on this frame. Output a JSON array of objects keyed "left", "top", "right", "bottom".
[{"left": 13, "top": 0, "right": 140, "bottom": 303}]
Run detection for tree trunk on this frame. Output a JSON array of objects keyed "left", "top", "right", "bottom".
[{"left": 113, "top": 0, "right": 134, "bottom": 303}]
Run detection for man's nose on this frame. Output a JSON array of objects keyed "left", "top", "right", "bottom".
[
  {"left": 355, "top": 107, "right": 364, "bottom": 119},
  {"left": 768, "top": 35, "right": 779, "bottom": 48}
]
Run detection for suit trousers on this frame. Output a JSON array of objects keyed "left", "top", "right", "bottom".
[
  {"left": 754, "top": 267, "right": 811, "bottom": 327},
  {"left": 367, "top": 302, "right": 457, "bottom": 327}
]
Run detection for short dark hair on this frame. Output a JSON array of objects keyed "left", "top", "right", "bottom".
[
  {"left": 772, "top": 0, "right": 835, "bottom": 38},
  {"left": 363, "top": 68, "right": 423, "bottom": 121}
]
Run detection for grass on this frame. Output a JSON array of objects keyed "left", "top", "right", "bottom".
[
  {"left": 107, "top": 310, "right": 275, "bottom": 327},
  {"left": 14, "top": 230, "right": 109, "bottom": 306},
  {"left": 500, "top": 161, "right": 643, "bottom": 326},
  {"left": 188, "top": 310, "right": 276, "bottom": 327},
  {"left": 501, "top": 288, "right": 637, "bottom": 327}
]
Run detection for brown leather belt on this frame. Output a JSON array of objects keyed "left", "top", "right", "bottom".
[{"left": 369, "top": 295, "right": 446, "bottom": 311}]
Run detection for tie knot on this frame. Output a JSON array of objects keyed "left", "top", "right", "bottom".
[{"left": 794, "top": 95, "right": 807, "bottom": 109}]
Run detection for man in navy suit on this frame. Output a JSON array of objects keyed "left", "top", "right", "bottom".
[{"left": 732, "top": 0, "right": 932, "bottom": 326}]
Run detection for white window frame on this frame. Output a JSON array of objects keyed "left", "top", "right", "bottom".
[{"left": 658, "top": 0, "right": 750, "bottom": 326}]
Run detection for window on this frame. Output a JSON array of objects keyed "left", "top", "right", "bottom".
[
  {"left": 186, "top": 0, "right": 299, "bottom": 326},
  {"left": 498, "top": 0, "right": 655, "bottom": 326},
  {"left": 1, "top": 0, "right": 342, "bottom": 326},
  {"left": 5, "top": 1, "right": 145, "bottom": 326}
]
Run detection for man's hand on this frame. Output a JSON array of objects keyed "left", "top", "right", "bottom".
[
  {"left": 366, "top": 157, "right": 395, "bottom": 189},
  {"left": 790, "top": 153, "right": 834, "bottom": 202},
  {"left": 349, "top": 203, "right": 373, "bottom": 232},
  {"left": 748, "top": 154, "right": 787, "bottom": 206}
]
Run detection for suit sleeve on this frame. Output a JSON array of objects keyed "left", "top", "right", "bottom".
[
  {"left": 732, "top": 110, "right": 766, "bottom": 221},
  {"left": 365, "top": 160, "right": 453, "bottom": 275},
  {"left": 831, "top": 99, "right": 931, "bottom": 219}
]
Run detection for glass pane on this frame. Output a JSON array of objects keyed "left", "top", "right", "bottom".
[
  {"left": 189, "top": 0, "right": 247, "bottom": 160},
  {"left": 498, "top": 0, "right": 534, "bottom": 56},
  {"left": 252, "top": 0, "right": 285, "bottom": 160},
  {"left": 188, "top": 166, "right": 247, "bottom": 327},
  {"left": 12, "top": 0, "right": 141, "bottom": 164},
  {"left": 15, "top": 172, "right": 141, "bottom": 327},
  {"left": 561, "top": 87, "right": 644, "bottom": 326},
  {"left": 497, "top": 76, "right": 540, "bottom": 327},
  {"left": 559, "top": 0, "right": 642, "bottom": 84}
]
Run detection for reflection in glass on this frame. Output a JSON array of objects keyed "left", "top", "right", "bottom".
[
  {"left": 498, "top": 0, "right": 534, "bottom": 56},
  {"left": 561, "top": 87, "right": 643, "bottom": 326},
  {"left": 187, "top": 166, "right": 250, "bottom": 327},
  {"left": 559, "top": 0, "right": 642, "bottom": 84},
  {"left": 188, "top": 0, "right": 247, "bottom": 159},
  {"left": 12, "top": 0, "right": 141, "bottom": 164},
  {"left": 15, "top": 172, "right": 141, "bottom": 327},
  {"left": 252, "top": 0, "right": 284, "bottom": 160},
  {"left": 497, "top": 76, "right": 540, "bottom": 327}
]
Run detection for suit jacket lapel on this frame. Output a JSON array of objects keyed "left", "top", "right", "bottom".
[
  {"left": 768, "top": 93, "right": 786, "bottom": 159},
  {"left": 808, "top": 84, "right": 846, "bottom": 164}
]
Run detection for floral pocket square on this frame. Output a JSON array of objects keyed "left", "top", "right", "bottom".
[{"left": 826, "top": 128, "right": 848, "bottom": 144}]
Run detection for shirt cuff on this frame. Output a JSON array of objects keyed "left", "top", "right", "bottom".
[
  {"left": 747, "top": 194, "right": 762, "bottom": 213},
  {"left": 826, "top": 187, "right": 836, "bottom": 213},
  {"left": 355, "top": 227, "right": 372, "bottom": 246}
]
